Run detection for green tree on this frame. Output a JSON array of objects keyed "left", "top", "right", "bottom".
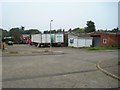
[
  {"left": 20, "top": 26, "right": 25, "bottom": 34},
  {"left": 9, "top": 28, "right": 22, "bottom": 43},
  {"left": 50, "top": 30, "right": 56, "bottom": 34},
  {"left": 1, "top": 29, "right": 9, "bottom": 39},
  {"left": 111, "top": 27, "right": 119, "bottom": 33},
  {"left": 43, "top": 30, "right": 49, "bottom": 34},
  {"left": 44, "top": 30, "right": 57, "bottom": 34},
  {"left": 21, "top": 26, "right": 25, "bottom": 31},
  {"left": 56, "top": 29, "right": 64, "bottom": 33},
  {"left": 72, "top": 27, "right": 85, "bottom": 33},
  {"left": 24, "top": 29, "right": 41, "bottom": 34},
  {"left": 85, "top": 21, "right": 96, "bottom": 33},
  {"left": 79, "top": 28, "right": 85, "bottom": 33}
]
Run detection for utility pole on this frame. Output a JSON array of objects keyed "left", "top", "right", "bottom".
[{"left": 50, "top": 20, "right": 53, "bottom": 51}]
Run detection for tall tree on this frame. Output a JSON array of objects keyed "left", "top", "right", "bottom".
[
  {"left": 111, "top": 27, "right": 119, "bottom": 33},
  {"left": 21, "top": 26, "right": 25, "bottom": 31},
  {"left": 21, "top": 26, "right": 25, "bottom": 34},
  {"left": 85, "top": 21, "right": 96, "bottom": 33},
  {"left": 1, "top": 29, "right": 9, "bottom": 39},
  {"left": 43, "top": 30, "right": 49, "bottom": 34},
  {"left": 9, "top": 28, "right": 23, "bottom": 43}
]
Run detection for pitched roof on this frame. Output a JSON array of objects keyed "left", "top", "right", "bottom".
[{"left": 68, "top": 32, "right": 90, "bottom": 37}]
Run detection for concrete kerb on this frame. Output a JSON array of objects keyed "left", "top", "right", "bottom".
[
  {"left": 2, "top": 50, "right": 66, "bottom": 57},
  {"left": 96, "top": 61, "right": 120, "bottom": 81}
]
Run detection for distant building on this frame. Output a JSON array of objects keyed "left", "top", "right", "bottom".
[
  {"left": 68, "top": 33, "right": 93, "bottom": 48},
  {"left": 89, "top": 32, "right": 120, "bottom": 47}
]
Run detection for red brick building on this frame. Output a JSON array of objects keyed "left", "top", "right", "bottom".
[{"left": 89, "top": 32, "right": 120, "bottom": 47}]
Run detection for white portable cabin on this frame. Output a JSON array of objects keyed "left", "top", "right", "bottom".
[
  {"left": 55, "top": 33, "right": 64, "bottom": 43},
  {"left": 68, "top": 34, "right": 93, "bottom": 48}
]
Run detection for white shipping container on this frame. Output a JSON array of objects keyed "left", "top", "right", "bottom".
[{"left": 31, "top": 34, "right": 42, "bottom": 43}]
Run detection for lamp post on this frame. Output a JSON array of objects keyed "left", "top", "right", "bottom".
[{"left": 50, "top": 20, "right": 53, "bottom": 51}]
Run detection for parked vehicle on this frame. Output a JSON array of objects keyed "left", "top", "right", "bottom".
[
  {"left": 7, "top": 41, "right": 14, "bottom": 45},
  {"left": 55, "top": 34, "right": 64, "bottom": 46},
  {"left": 31, "top": 33, "right": 64, "bottom": 47},
  {"left": 28, "top": 39, "right": 33, "bottom": 45},
  {"left": 31, "top": 34, "right": 41, "bottom": 46},
  {"left": 41, "top": 34, "right": 51, "bottom": 46}
]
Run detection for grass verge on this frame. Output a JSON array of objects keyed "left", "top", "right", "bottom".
[{"left": 87, "top": 46, "right": 120, "bottom": 51}]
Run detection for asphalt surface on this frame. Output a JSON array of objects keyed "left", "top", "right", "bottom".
[
  {"left": 97, "top": 58, "right": 120, "bottom": 80},
  {"left": 2, "top": 44, "right": 119, "bottom": 88}
]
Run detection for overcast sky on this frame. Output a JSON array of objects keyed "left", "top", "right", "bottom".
[{"left": 1, "top": 1, "right": 119, "bottom": 31}]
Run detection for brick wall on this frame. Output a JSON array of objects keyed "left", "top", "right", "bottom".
[{"left": 101, "top": 34, "right": 120, "bottom": 47}]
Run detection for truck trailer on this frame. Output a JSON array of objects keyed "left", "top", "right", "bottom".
[{"left": 31, "top": 33, "right": 64, "bottom": 47}]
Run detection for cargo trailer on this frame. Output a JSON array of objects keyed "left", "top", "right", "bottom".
[
  {"left": 41, "top": 34, "right": 51, "bottom": 47},
  {"left": 31, "top": 34, "right": 42, "bottom": 46},
  {"left": 31, "top": 33, "right": 64, "bottom": 47},
  {"left": 54, "top": 33, "right": 64, "bottom": 46}
]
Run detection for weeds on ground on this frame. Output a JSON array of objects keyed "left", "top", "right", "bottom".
[{"left": 87, "top": 46, "right": 120, "bottom": 51}]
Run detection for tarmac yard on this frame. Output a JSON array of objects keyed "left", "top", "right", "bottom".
[{"left": 2, "top": 45, "right": 120, "bottom": 88}]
